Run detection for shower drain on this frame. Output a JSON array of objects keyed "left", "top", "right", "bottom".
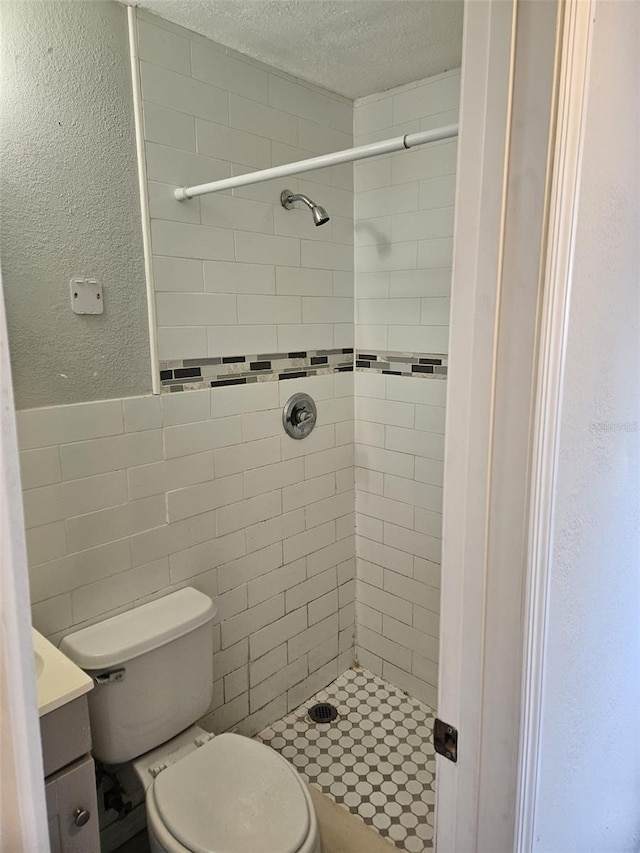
[{"left": 308, "top": 702, "right": 338, "bottom": 724}]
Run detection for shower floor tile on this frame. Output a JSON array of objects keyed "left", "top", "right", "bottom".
[{"left": 256, "top": 667, "right": 436, "bottom": 852}]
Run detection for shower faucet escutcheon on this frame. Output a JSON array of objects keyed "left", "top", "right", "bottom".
[{"left": 283, "top": 393, "right": 317, "bottom": 439}]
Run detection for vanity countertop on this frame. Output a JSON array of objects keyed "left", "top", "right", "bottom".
[{"left": 33, "top": 628, "right": 93, "bottom": 717}]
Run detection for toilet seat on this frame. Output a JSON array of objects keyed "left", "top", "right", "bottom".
[{"left": 147, "top": 733, "right": 318, "bottom": 853}]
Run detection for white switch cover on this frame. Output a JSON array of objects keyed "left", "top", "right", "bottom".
[{"left": 70, "top": 278, "right": 103, "bottom": 315}]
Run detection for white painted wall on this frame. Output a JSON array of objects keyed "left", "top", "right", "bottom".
[
  {"left": 352, "top": 72, "right": 460, "bottom": 708},
  {"left": 533, "top": 1, "right": 640, "bottom": 848},
  {"left": 0, "top": 1, "right": 151, "bottom": 409}
]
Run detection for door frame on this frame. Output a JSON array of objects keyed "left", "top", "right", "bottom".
[
  {"left": 437, "top": 0, "right": 595, "bottom": 850},
  {"left": 436, "top": 0, "right": 518, "bottom": 847},
  {"left": 515, "top": 0, "right": 594, "bottom": 846},
  {"left": 0, "top": 282, "right": 49, "bottom": 851}
]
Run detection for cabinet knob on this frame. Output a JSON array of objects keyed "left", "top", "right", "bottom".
[{"left": 73, "top": 808, "right": 91, "bottom": 827}]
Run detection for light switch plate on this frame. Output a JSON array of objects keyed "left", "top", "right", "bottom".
[{"left": 70, "top": 278, "right": 103, "bottom": 314}]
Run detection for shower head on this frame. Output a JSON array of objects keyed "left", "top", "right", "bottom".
[
  {"left": 281, "top": 190, "right": 330, "bottom": 226},
  {"left": 310, "top": 203, "right": 330, "bottom": 227}
]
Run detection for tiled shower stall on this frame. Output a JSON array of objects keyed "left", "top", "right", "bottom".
[{"left": 7, "top": 4, "right": 458, "bottom": 849}]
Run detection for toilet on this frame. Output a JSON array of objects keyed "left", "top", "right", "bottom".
[{"left": 60, "top": 588, "right": 320, "bottom": 853}]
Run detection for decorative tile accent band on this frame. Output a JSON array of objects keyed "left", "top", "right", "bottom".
[
  {"left": 356, "top": 350, "right": 448, "bottom": 378},
  {"left": 159, "top": 348, "right": 354, "bottom": 393},
  {"left": 159, "top": 348, "right": 447, "bottom": 392}
]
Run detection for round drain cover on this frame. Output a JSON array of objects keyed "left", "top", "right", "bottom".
[{"left": 308, "top": 702, "right": 338, "bottom": 724}]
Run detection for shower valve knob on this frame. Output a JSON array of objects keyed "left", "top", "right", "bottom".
[
  {"left": 283, "top": 393, "right": 317, "bottom": 439},
  {"left": 294, "top": 406, "right": 313, "bottom": 424}
]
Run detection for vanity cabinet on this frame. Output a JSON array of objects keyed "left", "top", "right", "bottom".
[{"left": 40, "top": 695, "right": 99, "bottom": 853}]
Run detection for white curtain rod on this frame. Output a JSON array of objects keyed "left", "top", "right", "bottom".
[{"left": 174, "top": 123, "right": 459, "bottom": 201}]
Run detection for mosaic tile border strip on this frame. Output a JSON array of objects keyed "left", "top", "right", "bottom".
[
  {"left": 356, "top": 350, "right": 448, "bottom": 378},
  {"left": 159, "top": 348, "right": 354, "bottom": 393},
  {"left": 159, "top": 347, "right": 447, "bottom": 393}
]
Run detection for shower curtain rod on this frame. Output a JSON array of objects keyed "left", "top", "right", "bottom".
[{"left": 174, "top": 123, "right": 459, "bottom": 201}]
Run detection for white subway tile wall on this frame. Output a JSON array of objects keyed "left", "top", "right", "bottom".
[
  {"left": 18, "top": 374, "right": 355, "bottom": 736},
  {"left": 354, "top": 70, "right": 459, "bottom": 354},
  {"left": 353, "top": 70, "right": 460, "bottom": 707},
  {"left": 136, "top": 10, "right": 354, "bottom": 363},
  {"left": 18, "top": 22, "right": 459, "bottom": 739}
]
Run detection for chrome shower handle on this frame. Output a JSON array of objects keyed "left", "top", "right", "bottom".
[
  {"left": 283, "top": 393, "right": 317, "bottom": 439},
  {"left": 292, "top": 405, "right": 314, "bottom": 424}
]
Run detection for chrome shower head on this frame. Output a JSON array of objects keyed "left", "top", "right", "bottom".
[
  {"left": 311, "top": 204, "right": 330, "bottom": 226},
  {"left": 281, "top": 189, "right": 330, "bottom": 226}
]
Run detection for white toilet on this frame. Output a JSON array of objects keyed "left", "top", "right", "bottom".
[{"left": 60, "top": 588, "right": 320, "bottom": 853}]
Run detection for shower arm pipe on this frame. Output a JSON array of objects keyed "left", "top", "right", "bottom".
[{"left": 174, "top": 123, "right": 458, "bottom": 201}]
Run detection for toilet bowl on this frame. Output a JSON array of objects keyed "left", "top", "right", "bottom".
[
  {"left": 60, "top": 589, "right": 321, "bottom": 853},
  {"left": 140, "top": 730, "right": 319, "bottom": 853}
]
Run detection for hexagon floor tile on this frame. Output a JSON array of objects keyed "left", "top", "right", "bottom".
[{"left": 256, "top": 667, "right": 436, "bottom": 852}]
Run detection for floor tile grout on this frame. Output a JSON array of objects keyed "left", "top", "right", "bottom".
[{"left": 256, "top": 666, "right": 436, "bottom": 852}]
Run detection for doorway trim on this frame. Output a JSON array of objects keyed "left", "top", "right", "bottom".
[
  {"left": 437, "top": 0, "right": 596, "bottom": 849},
  {"left": 436, "top": 0, "right": 518, "bottom": 848},
  {"left": 515, "top": 1, "right": 595, "bottom": 846},
  {"left": 0, "top": 283, "right": 49, "bottom": 850}
]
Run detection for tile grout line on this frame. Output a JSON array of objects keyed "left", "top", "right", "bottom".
[{"left": 257, "top": 666, "right": 436, "bottom": 852}]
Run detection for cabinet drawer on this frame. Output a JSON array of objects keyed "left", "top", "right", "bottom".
[
  {"left": 40, "top": 695, "right": 91, "bottom": 777},
  {"left": 45, "top": 755, "right": 99, "bottom": 853}
]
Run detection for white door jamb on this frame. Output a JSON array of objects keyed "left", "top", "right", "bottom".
[
  {"left": 0, "top": 279, "right": 49, "bottom": 851},
  {"left": 515, "top": 1, "right": 595, "bottom": 847},
  {"left": 436, "top": 0, "right": 517, "bottom": 847}
]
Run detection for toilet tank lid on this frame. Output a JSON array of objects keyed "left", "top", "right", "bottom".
[{"left": 60, "top": 589, "right": 216, "bottom": 670}]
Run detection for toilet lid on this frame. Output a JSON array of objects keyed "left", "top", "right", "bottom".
[{"left": 153, "top": 733, "right": 311, "bottom": 853}]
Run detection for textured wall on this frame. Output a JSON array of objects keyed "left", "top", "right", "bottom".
[
  {"left": 533, "top": 1, "right": 640, "bottom": 848},
  {"left": 1, "top": 1, "right": 151, "bottom": 409},
  {"left": 137, "top": 0, "right": 463, "bottom": 99}
]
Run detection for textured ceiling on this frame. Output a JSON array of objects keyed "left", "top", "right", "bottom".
[{"left": 134, "top": 0, "right": 464, "bottom": 99}]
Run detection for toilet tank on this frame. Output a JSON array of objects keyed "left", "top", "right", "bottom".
[{"left": 60, "top": 589, "right": 216, "bottom": 765}]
